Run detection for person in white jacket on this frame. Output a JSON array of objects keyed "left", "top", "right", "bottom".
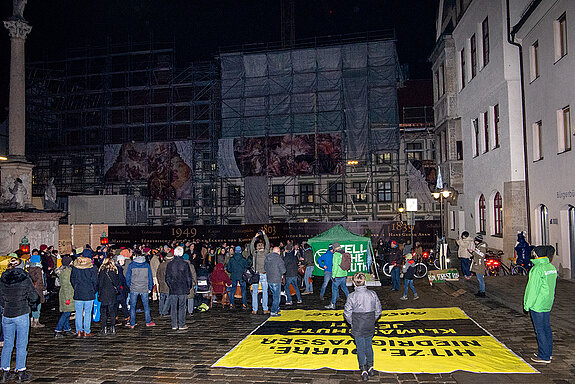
[{"left": 456, "top": 231, "right": 474, "bottom": 280}]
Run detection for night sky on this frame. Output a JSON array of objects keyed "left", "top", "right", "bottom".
[{"left": 0, "top": 0, "right": 438, "bottom": 121}]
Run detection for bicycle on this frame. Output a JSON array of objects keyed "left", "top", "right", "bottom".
[{"left": 381, "top": 259, "right": 428, "bottom": 279}]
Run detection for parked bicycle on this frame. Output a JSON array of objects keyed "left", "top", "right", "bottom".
[
  {"left": 381, "top": 254, "right": 428, "bottom": 279},
  {"left": 498, "top": 255, "right": 529, "bottom": 276}
]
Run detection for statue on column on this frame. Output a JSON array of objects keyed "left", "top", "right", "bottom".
[
  {"left": 12, "top": 0, "right": 27, "bottom": 21},
  {"left": 8, "top": 177, "right": 27, "bottom": 209},
  {"left": 43, "top": 177, "right": 57, "bottom": 210}
]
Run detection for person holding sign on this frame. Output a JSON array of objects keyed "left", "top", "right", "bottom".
[{"left": 344, "top": 272, "right": 382, "bottom": 381}]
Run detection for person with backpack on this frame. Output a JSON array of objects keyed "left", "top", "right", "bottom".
[
  {"left": 226, "top": 246, "right": 249, "bottom": 310},
  {"left": 400, "top": 254, "right": 419, "bottom": 301},
  {"left": 324, "top": 243, "right": 350, "bottom": 310},
  {"left": 165, "top": 246, "right": 194, "bottom": 330},
  {"left": 317, "top": 245, "right": 334, "bottom": 301},
  {"left": 98, "top": 257, "right": 121, "bottom": 336}
]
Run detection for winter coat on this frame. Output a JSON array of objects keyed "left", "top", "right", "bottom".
[
  {"left": 456, "top": 237, "right": 474, "bottom": 259},
  {"left": 0, "top": 268, "right": 39, "bottom": 318},
  {"left": 303, "top": 246, "right": 314, "bottom": 266},
  {"left": 344, "top": 285, "right": 382, "bottom": 338},
  {"left": 98, "top": 268, "right": 121, "bottom": 306},
  {"left": 125, "top": 258, "right": 153, "bottom": 294},
  {"left": 250, "top": 233, "right": 270, "bottom": 273},
  {"left": 515, "top": 233, "right": 534, "bottom": 267},
  {"left": 226, "top": 252, "right": 249, "bottom": 281},
  {"left": 524, "top": 257, "right": 557, "bottom": 312},
  {"left": 211, "top": 263, "right": 232, "bottom": 292},
  {"left": 388, "top": 247, "right": 402, "bottom": 268},
  {"left": 402, "top": 260, "right": 416, "bottom": 280},
  {"left": 185, "top": 260, "right": 197, "bottom": 299},
  {"left": 70, "top": 257, "right": 99, "bottom": 301},
  {"left": 55, "top": 265, "right": 75, "bottom": 312},
  {"left": 264, "top": 252, "right": 286, "bottom": 284},
  {"left": 28, "top": 265, "right": 46, "bottom": 304},
  {"left": 156, "top": 257, "right": 173, "bottom": 294},
  {"left": 165, "top": 257, "right": 194, "bottom": 296},
  {"left": 283, "top": 251, "right": 299, "bottom": 277},
  {"left": 149, "top": 255, "right": 161, "bottom": 279},
  {"left": 331, "top": 251, "right": 347, "bottom": 278},
  {"left": 470, "top": 242, "right": 487, "bottom": 275},
  {"left": 317, "top": 250, "right": 334, "bottom": 272}
]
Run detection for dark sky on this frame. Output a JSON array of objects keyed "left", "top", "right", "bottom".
[{"left": 0, "top": 0, "right": 438, "bottom": 121}]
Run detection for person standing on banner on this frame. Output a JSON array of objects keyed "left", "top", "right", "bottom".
[
  {"left": 317, "top": 244, "right": 334, "bottom": 300},
  {"left": 324, "top": 243, "right": 349, "bottom": 310},
  {"left": 249, "top": 230, "right": 270, "bottom": 314},
  {"left": 470, "top": 234, "right": 487, "bottom": 297},
  {"left": 70, "top": 253, "right": 98, "bottom": 338},
  {"left": 456, "top": 231, "right": 474, "bottom": 280},
  {"left": 524, "top": 245, "right": 557, "bottom": 364},
  {"left": 264, "top": 246, "right": 286, "bottom": 317},
  {"left": 344, "top": 272, "right": 382, "bottom": 381},
  {"left": 301, "top": 242, "right": 314, "bottom": 295},
  {"left": 388, "top": 241, "right": 402, "bottom": 291}
]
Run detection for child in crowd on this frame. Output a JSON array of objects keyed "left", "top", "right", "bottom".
[
  {"left": 400, "top": 253, "right": 419, "bottom": 300},
  {"left": 344, "top": 272, "right": 382, "bottom": 381}
]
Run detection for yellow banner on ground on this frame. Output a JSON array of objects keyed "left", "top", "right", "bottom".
[{"left": 212, "top": 308, "right": 537, "bottom": 374}]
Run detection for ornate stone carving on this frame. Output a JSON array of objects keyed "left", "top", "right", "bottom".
[{"left": 3, "top": 19, "right": 32, "bottom": 40}]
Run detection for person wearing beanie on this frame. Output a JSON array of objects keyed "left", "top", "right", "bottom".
[
  {"left": 470, "top": 234, "right": 487, "bottom": 297},
  {"left": 156, "top": 251, "right": 174, "bottom": 317},
  {"left": 226, "top": 245, "right": 250, "bottom": 310},
  {"left": 400, "top": 254, "right": 419, "bottom": 301},
  {"left": 70, "top": 256, "right": 98, "bottom": 338},
  {"left": 54, "top": 256, "right": 75, "bottom": 338},
  {"left": 524, "top": 245, "right": 557, "bottom": 364},
  {"left": 125, "top": 253, "right": 155, "bottom": 328},
  {"left": 28, "top": 255, "right": 46, "bottom": 329},
  {"left": 0, "top": 258, "right": 39, "bottom": 382},
  {"left": 165, "top": 246, "right": 194, "bottom": 330}
]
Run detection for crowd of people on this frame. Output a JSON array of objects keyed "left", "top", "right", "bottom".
[{"left": 0, "top": 227, "right": 559, "bottom": 382}]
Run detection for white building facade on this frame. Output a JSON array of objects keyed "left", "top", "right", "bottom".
[
  {"left": 432, "top": 0, "right": 531, "bottom": 259},
  {"left": 513, "top": 0, "right": 575, "bottom": 278}
]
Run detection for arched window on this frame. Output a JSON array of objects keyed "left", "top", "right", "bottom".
[
  {"left": 540, "top": 205, "right": 549, "bottom": 245},
  {"left": 479, "top": 194, "right": 486, "bottom": 234},
  {"left": 494, "top": 192, "right": 502, "bottom": 236}
]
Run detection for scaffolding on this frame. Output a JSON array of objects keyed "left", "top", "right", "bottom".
[{"left": 26, "top": 40, "right": 220, "bottom": 224}]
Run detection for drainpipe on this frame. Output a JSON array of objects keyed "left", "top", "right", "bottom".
[{"left": 506, "top": 0, "right": 532, "bottom": 242}]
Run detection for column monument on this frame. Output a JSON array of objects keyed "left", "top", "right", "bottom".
[{"left": 0, "top": 1, "right": 63, "bottom": 254}]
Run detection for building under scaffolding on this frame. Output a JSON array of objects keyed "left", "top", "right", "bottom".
[{"left": 26, "top": 34, "right": 436, "bottom": 225}]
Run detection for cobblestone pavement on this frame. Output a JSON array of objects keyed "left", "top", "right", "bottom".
[{"left": 10, "top": 273, "right": 575, "bottom": 383}]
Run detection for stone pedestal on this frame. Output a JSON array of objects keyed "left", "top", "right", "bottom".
[
  {"left": 0, "top": 211, "right": 64, "bottom": 254},
  {"left": 0, "top": 158, "right": 34, "bottom": 207}
]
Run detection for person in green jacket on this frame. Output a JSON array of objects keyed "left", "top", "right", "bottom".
[
  {"left": 54, "top": 255, "right": 75, "bottom": 338},
  {"left": 524, "top": 245, "right": 557, "bottom": 364},
  {"left": 324, "top": 243, "right": 349, "bottom": 310}
]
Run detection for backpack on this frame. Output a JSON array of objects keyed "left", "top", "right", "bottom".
[{"left": 339, "top": 252, "right": 352, "bottom": 271}]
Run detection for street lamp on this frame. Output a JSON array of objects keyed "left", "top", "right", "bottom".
[{"left": 432, "top": 187, "right": 452, "bottom": 269}]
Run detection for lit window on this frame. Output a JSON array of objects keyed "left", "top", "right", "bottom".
[
  {"left": 300, "top": 184, "right": 314, "bottom": 204},
  {"left": 376, "top": 152, "right": 392, "bottom": 164},
  {"left": 482, "top": 17, "right": 489, "bottom": 66},
  {"left": 532, "top": 121, "right": 543, "bottom": 161},
  {"left": 352, "top": 182, "right": 367, "bottom": 203},
  {"left": 406, "top": 143, "right": 423, "bottom": 161},
  {"left": 272, "top": 185, "right": 285, "bottom": 205},
  {"left": 478, "top": 194, "right": 486, "bottom": 234},
  {"left": 493, "top": 192, "right": 502, "bottom": 236},
  {"left": 530, "top": 41, "right": 539, "bottom": 81}
]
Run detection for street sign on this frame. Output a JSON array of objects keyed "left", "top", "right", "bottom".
[{"left": 406, "top": 198, "right": 418, "bottom": 211}]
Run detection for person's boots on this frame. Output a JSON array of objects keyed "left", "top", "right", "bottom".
[
  {"left": 100, "top": 326, "right": 108, "bottom": 336},
  {"left": 0, "top": 369, "right": 12, "bottom": 383},
  {"left": 30, "top": 319, "right": 36, "bottom": 328},
  {"left": 16, "top": 370, "right": 32, "bottom": 383},
  {"left": 35, "top": 319, "right": 45, "bottom": 328},
  {"left": 361, "top": 365, "right": 369, "bottom": 381},
  {"left": 109, "top": 325, "right": 116, "bottom": 336},
  {"left": 367, "top": 363, "right": 375, "bottom": 376}
]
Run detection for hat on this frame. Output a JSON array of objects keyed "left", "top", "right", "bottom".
[
  {"left": 8, "top": 253, "right": 17, "bottom": 258},
  {"left": 120, "top": 249, "right": 131, "bottom": 259},
  {"left": 39, "top": 244, "right": 48, "bottom": 252},
  {"left": 405, "top": 254, "right": 413, "bottom": 260},
  {"left": 8, "top": 257, "right": 22, "bottom": 269},
  {"left": 235, "top": 246, "right": 242, "bottom": 253},
  {"left": 474, "top": 234, "right": 483, "bottom": 242},
  {"left": 390, "top": 240, "right": 397, "bottom": 247},
  {"left": 75, "top": 247, "right": 84, "bottom": 254},
  {"left": 332, "top": 242, "right": 341, "bottom": 250},
  {"left": 30, "top": 254, "right": 41, "bottom": 264},
  {"left": 328, "top": 244, "right": 333, "bottom": 250},
  {"left": 142, "top": 247, "right": 151, "bottom": 253},
  {"left": 183, "top": 254, "right": 190, "bottom": 261},
  {"left": 533, "top": 245, "right": 555, "bottom": 258},
  {"left": 61, "top": 255, "right": 72, "bottom": 266},
  {"left": 165, "top": 252, "right": 174, "bottom": 260},
  {"left": 174, "top": 246, "right": 184, "bottom": 257}
]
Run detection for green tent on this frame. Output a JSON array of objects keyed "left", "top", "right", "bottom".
[{"left": 308, "top": 225, "right": 374, "bottom": 276}]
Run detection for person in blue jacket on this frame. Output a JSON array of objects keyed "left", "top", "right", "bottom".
[
  {"left": 125, "top": 254, "right": 155, "bottom": 328},
  {"left": 514, "top": 232, "right": 534, "bottom": 270},
  {"left": 317, "top": 244, "right": 334, "bottom": 301}
]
